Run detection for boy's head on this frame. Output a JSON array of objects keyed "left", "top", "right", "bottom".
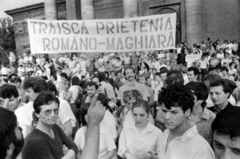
[
  {"left": 23, "top": 77, "right": 48, "bottom": 102},
  {"left": 159, "top": 84, "right": 194, "bottom": 130},
  {"left": 212, "top": 107, "right": 240, "bottom": 159},
  {"left": 0, "top": 85, "right": 19, "bottom": 111},
  {"left": 186, "top": 82, "right": 208, "bottom": 108}
]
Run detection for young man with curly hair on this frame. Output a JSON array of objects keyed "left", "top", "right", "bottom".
[{"left": 158, "top": 84, "right": 215, "bottom": 159}]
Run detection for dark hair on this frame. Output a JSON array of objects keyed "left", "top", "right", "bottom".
[
  {"left": 160, "top": 67, "right": 169, "bottom": 74},
  {"left": 51, "top": 74, "right": 57, "bottom": 81},
  {"left": 47, "top": 81, "right": 58, "bottom": 95},
  {"left": 115, "top": 70, "right": 122, "bottom": 76},
  {"left": 71, "top": 76, "right": 80, "bottom": 86},
  {"left": 60, "top": 72, "right": 68, "bottom": 79},
  {"left": 0, "top": 107, "right": 17, "bottom": 158},
  {"left": 165, "top": 70, "right": 184, "bottom": 86},
  {"left": 187, "top": 67, "right": 200, "bottom": 75},
  {"left": 104, "top": 71, "right": 109, "bottom": 78},
  {"left": 23, "top": 77, "right": 48, "bottom": 93},
  {"left": 186, "top": 82, "right": 208, "bottom": 108},
  {"left": 86, "top": 81, "right": 98, "bottom": 90},
  {"left": 123, "top": 89, "right": 143, "bottom": 104},
  {"left": 0, "top": 84, "right": 19, "bottom": 99},
  {"left": 159, "top": 84, "right": 195, "bottom": 112},
  {"left": 97, "top": 72, "right": 106, "bottom": 82},
  {"left": 3, "top": 78, "right": 8, "bottom": 83},
  {"left": 221, "top": 66, "right": 229, "bottom": 73},
  {"left": 210, "top": 79, "right": 234, "bottom": 95},
  {"left": 155, "top": 72, "right": 161, "bottom": 77},
  {"left": 33, "top": 91, "right": 60, "bottom": 114},
  {"left": 132, "top": 100, "right": 150, "bottom": 114},
  {"left": 212, "top": 106, "right": 240, "bottom": 139},
  {"left": 16, "top": 78, "right": 22, "bottom": 83},
  {"left": 204, "top": 74, "right": 221, "bottom": 88}
]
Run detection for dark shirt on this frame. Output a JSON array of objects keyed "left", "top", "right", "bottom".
[
  {"left": 114, "top": 78, "right": 123, "bottom": 90},
  {"left": 208, "top": 102, "right": 233, "bottom": 114},
  {"left": 22, "top": 124, "right": 78, "bottom": 159}
]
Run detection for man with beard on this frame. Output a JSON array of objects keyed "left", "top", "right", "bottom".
[
  {"left": 0, "top": 107, "right": 24, "bottom": 159},
  {"left": 118, "top": 66, "right": 150, "bottom": 105}
]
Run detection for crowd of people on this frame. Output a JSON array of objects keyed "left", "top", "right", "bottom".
[{"left": 0, "top": 38, "right": 240, "bottom": 159}]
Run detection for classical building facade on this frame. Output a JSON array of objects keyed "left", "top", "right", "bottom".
[{"left": 5, "top": 0, "right": 240, "bottom": 56}]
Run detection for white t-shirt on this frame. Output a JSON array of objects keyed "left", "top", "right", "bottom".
[
  {"left": 69, "top": 85, "right": 80, "bottom": 104},
  {"left": 74, "top": 125, "right": 116, "bottom": 159},
  {"left": 101, "top": 110, "right": 117, "bottom": 139},
  {"left": 1, "top": 67, "right": 10, "bottom": 75}
]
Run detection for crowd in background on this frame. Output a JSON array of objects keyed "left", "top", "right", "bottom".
[{"left": 0, "top": 38, "right": 240, "bottom": 159}]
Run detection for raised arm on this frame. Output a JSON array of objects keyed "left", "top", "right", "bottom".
[{"left": 79, "top": 93, "right": 106, "bottom": 159}]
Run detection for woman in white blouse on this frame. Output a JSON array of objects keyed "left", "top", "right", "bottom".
[
  {"left": 74, "top": 107, "right": 116, "bottom": 159},
  {"left": 118, "top": 100, "right": 162, "bottom": 159}
]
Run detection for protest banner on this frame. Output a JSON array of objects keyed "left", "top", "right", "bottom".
[
  {"left": 28, "top": 13, "right": 176, "bottom": 54},
  {"left": 186, "top": 54, "right": 201, "bottom": 62}
]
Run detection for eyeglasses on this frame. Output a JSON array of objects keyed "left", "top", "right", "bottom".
[{"left": 41, "top": 108, "right": 59, "bottom": 116}]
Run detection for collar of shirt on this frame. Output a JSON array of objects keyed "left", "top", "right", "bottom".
[
  {"left": 200, "top": 108, "right": 211, "bottom": 120},
  {"left": 165, "top": 125, "right": 198, "bottom": 142},
  {"left": 131, "top": 122, "right": 154, "bottom": 135},
  {"left": 126, "top": 81, "right": 138, "bottom": 87}
]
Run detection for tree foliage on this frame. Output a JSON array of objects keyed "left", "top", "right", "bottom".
[{"left": 0, "top": 17, "right": 16, "bottom": 52}]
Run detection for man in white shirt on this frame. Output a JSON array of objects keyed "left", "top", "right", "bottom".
[
  {"left": 158, "top": 84, "right": 215, "bottom": 159},
  {"left": 1, "top": 63, "right": 10, "bottom": 76},
  {"left": 83, "top": 82, "right": 117, "bottom": 140}
]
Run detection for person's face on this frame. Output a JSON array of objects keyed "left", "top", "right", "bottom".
[
  {"left": 132, "top": 107, "right": 148, "bottom": 127},
  {"left": 161, "top": 102, "right": 190, "bottom": 130},
  {"left": 25, "top": 88, "right": 39, "bottom": 102},
  {"left": 138, "top": 77, "right": 146, "bottom": 85},
  {"left": 147, "top": 78, "right": 152, "bottom": 86},
  {"left": 87, "top": 86, "right": 97, "bottom": 97},
  {"left": 125, "top": 69, "right": 135, "bottom": 81},
  {"left": 154, "top": 75, "right": 161, "bottom": 82},
  {"left": 160, "top": 73, "right": 167, "bottom": 82},
  {"left": 6, "top": 96, "right": 19, "bottom": 112},
  {"left": 152, "top": 69, "right": 157, "bottom": 74},
  {"left": 210, "top": 86, "right": 229, "bottom": 108},
  {"left": 221, "top": 70, "right": 227, "bottom": 76},
  {"left": 15, "top": 82, "right": 21, "bottom": 88},
  {"left": 213, "top": 133, "right": 240, "bottom": 159},
  {"left": 60, "top": 76, "right": 66, "bottom": 83},
  {"left": 36, "top": 102, "right": 59, "bottom": 126},
  {"left": 187, "top": 71, "right": 197, "bottom": 82}
]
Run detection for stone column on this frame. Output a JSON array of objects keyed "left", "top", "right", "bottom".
[
  {"left": 81, "top": 0, "right": 94, "bottom": 19},
  {"left": 44, "top": 0, "right": 58, "bottom": 20},
  {"left": 66, "top": 0, "right": 77, "bottom": 20},
  {"left": 185, "top": 0, "right": 203, "bottom": 45},
  {"left": 123, "top": 0, "right": 138, "bottom": 18}
]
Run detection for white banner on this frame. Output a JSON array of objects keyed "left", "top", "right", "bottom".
[{"left": 28, "top": 13, "right": 176, "bottom": 54}]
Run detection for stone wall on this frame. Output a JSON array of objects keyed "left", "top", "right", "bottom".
[
  {"left": 94, "top": 0, "right": 123, "bottom": 19},
  {"left": 6, "top": 0, "right": 67, "bottom": 56},
  {"left": 202, "top": 0, "right": 240, "bottom": 41}
]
